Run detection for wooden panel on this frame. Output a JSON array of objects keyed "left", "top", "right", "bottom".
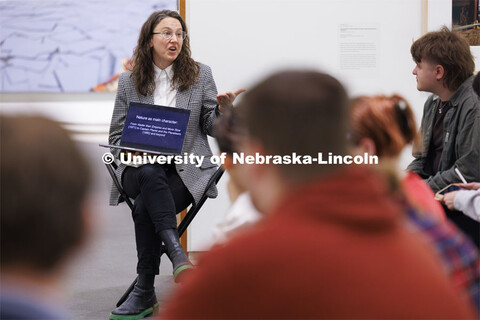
[
  {"left": 422, "top": 0, "right": 428, "bottom": 34},
  {"left": 179, "top": 0, "right": 186, "bottom": 19},
  {"left": 178, "top": 0, "right": 188, "bottom": 254},
  {"left": 177, "top": 208, "right": 188, "bottom": 253}
]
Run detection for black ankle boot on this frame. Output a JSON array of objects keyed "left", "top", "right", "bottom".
[
  {"left": 110, "top": 285, "right": 157, "bottom": 320},
  {"left": 159, "top": 229, "right": 194, "bottom": 282}
]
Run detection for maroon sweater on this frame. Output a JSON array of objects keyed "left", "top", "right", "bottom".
[{"left": 161, "top": 167, "right": 476, "bottom": 319}]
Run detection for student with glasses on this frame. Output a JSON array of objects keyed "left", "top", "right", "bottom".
[{"left": 108, "top": 10, "right": 244, "bottom": 320}]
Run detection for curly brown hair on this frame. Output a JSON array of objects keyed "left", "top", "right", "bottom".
[
  {"left": 411, "top": 27, "right": 474, "bottom": 92},
  {"left": 131, "top": 10, "right": 199, "bottom": 96}
]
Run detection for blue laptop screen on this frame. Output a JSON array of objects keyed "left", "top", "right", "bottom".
[{"left": 121, "top": 102, "right": 190, "bottom": 154}]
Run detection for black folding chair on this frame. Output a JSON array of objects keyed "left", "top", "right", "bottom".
[{"left": 104, "top": 161, "right": 224, "bottom": 307}]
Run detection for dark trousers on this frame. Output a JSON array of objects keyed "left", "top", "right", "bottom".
[
  {"left": 122, "top": 163, "right": 193, "bottom": 274},
  {"left": 443, "top": 204, "right": 480, "bottom": 248}
]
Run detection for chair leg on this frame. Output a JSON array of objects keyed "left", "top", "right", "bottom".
[{"left": 116, "top": 276, "right": 138, "bottom": 307}]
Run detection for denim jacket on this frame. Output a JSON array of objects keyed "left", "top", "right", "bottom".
[{"left": 407, "top": 75, "right": 480, "bottom": 192}]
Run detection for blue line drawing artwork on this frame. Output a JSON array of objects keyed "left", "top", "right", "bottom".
[{"left": 0, "top": 0, "right": 177, "bottom": 92}]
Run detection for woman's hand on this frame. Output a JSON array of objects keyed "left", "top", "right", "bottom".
[{"left": 217, "top": 89, "right": 246, "bottom": 113}]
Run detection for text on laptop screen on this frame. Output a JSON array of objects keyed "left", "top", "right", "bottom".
[{"left": 121, "top": 102, "right": 190, "bottom": 154}]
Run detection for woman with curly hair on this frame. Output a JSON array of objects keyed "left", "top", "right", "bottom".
[{"left": 108, "top": 10, "right": 243, "bottom": 320}]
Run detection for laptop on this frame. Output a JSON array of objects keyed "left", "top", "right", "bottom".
[{"left": 100, "top": 102, "right": 190, "bottom": 155}]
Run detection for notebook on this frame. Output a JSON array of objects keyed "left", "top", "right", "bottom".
[{"left": 100, "top": 102, "right": 190, "bottom": 155}]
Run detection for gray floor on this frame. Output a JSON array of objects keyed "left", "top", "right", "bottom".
[{"left": 63, "top": 141, "right": 178, "bottom": 320}]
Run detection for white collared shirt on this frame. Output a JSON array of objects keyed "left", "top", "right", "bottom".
[{"left": 153, "top": 64, "right": 176, "bottom": 107}]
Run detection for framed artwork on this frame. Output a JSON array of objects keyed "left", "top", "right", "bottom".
[
  {"left": 452, "top": 0, "right": 479, "bottom": 45},
  {"left": 0, "top": 0, "right": 178, "bottom": 93},
  {"left": 426, "top": 0, "right": 480, "bottom": 68}
]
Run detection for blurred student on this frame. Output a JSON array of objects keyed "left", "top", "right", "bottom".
[
  {"left": 407, "top": 27, "right": 480, "bottom": 246},
  {"left": 349, "top": 95, "right": 445, "bottom": 220},
  {"left": 0, "top": 115, "right": 91, "bottom": 319},
  {"left": 160, "top": 71, "right": 476, "bottom": 319},
  {"left": 211, "top": 107, "right": 261, "bottom": 244},
  {"left": 349, "top": 95, "right": 479, "bottom": 313}
]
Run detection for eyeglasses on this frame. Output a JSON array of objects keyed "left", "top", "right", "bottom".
[{"left": 152, "top": 31, "right": 187, "bottom": 40}]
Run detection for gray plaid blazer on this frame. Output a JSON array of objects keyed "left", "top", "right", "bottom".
[{"left": 108, "top": 63, "right": 219, "bottom": 206}]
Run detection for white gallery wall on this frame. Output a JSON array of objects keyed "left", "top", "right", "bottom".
[
  {"left": 186, "top": 0, "right": 430, "bottom": 250},
  {"left": 188, "top": 0, "right": 429, "bottom": 116},
  {"left": 1, "top": 0, "right": 465, "bottom": 251}
]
